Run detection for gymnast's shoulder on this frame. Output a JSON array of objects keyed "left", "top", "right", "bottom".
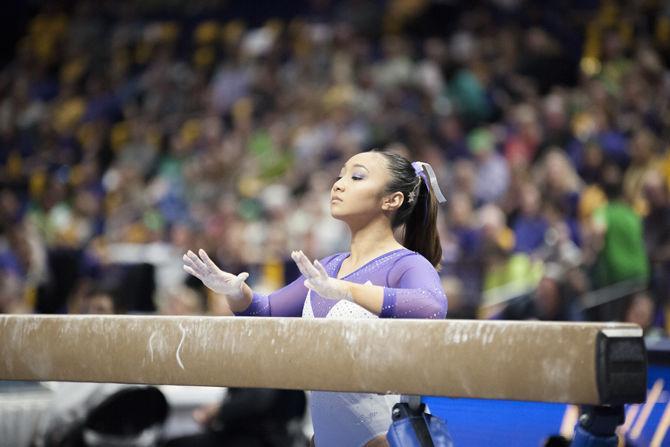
[{"left": 390, "top": 249, "right": 439, "bottom": 274}]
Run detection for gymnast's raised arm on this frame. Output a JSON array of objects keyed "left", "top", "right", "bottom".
[{"left": 183, "top": 248, "right": 340, "bottom": 317}]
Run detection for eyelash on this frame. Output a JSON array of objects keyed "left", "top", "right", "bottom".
[{"left": 336, "top": 176, "right": 364, "bottom": 181}]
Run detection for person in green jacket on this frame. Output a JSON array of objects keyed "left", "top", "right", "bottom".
[{"left": 591, "top": 162, "right": 650, "bottom": 288}]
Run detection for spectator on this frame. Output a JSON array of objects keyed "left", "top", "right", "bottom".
[
  {"left": 498, "top": 263, "right": 582, "bottom": 321},
  {"left": 535, "top": 149, "right": 583, "bottom": 231},
  {"left": 467, "top": 128, "right": 510, "bottom": 205},
  {"left": 642, "top": 170, "right": 670, "bottom": 306},
  {"left": 78, "top": 287, "right": 116, "bottom": 315},
  {"left": 512, "top": 182, "right": 549, "bottom": 254},
  {"left": 623, "top": 291, "right": 665, "bottom": 341},
  {"left": 623, "top": 128, "right": 662, "bottom": 214},
  {"left": 442, "top": 192, "right": 484, "bottom": 308},
  {"left": 159, "top": 286, "right": 206, "bottom": 316},
  {"left": 589, "top": 162, "right": 650, "bottom": 288}
]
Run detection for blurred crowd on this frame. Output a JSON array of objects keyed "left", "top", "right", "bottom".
[{"left": 0, "top": 0, "right": 669, "bottom": 338}]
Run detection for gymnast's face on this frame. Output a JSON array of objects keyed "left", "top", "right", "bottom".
[{"left": 331, "top": 152, "right": 402, "bottom": 224}]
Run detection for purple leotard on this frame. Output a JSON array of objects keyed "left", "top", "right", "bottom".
[
  {"left": 235, "top": 248, "right": 447, "bottom": 319},
  {"left": 234, "top": 248, "right": 447, "bottom": 447}
]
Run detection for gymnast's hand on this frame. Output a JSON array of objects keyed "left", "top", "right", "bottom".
[
  {"left": 183, "top": 249, "right": 249, "bottom": 302},
  {"left": 291, "top": 250, "right": 352, "bottom": 301}
]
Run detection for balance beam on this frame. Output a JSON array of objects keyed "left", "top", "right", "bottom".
[{"left": 0, "top": 315, "right": 646, "bottom": 405}]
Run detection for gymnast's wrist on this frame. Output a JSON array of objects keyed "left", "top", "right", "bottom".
[
  {"left": 339, "top": 280, "right": 355, "bottom": 302},
  {"left": 228, "top": 284, "right": 253, "bottom": 312}
]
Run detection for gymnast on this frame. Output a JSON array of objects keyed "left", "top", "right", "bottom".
[{"left": 183, "top": 149, "right": 448, "bottom": 447}]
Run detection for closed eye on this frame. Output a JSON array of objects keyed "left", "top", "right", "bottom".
[{"left": 335, "top": 175, "right": 364, "bottom": 181}]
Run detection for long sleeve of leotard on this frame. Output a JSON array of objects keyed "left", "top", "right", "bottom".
[
  {"left": 379, "top": 253, "right": 448, "bottom": 319},
  {"left": 234, "top": 254, "right": 339, "bottom": 317}
]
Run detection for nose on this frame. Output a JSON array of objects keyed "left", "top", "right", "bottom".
[{"left": 332, "top": 178, "right": 345, "bottom": 192}]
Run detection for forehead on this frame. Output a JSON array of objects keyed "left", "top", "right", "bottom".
[{"left": 342, "top": 152, "right": 387, "bottom": 171}]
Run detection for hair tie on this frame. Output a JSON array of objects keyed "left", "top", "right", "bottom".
[{"left": 411, "top": 161, "right": 447, "bottom": 204}]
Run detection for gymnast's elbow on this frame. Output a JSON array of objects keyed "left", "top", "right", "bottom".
[
  {"left": 419, "top": 295, "right": 448, "bottom": 320},
  {"left": 435, "top": 296, "right": 448, "bottom": 319}
]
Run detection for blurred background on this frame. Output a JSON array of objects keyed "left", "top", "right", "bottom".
[{"left": 0, "top": 0, "right": 669, "bottom": 445}]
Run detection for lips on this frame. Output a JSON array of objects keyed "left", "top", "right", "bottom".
[{"left": 331, "top": 196, "right": 343, "bottom": 203}]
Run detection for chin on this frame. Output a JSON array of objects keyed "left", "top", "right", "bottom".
[
  {"left": 330, "top": 205, "right": 350, "bottom": 221},
  {"left": 330, "top": 209, "right": 345, "bottom": 220}
]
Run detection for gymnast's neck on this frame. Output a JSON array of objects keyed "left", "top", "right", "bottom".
[{"left": 347, "top": 215, "right": 404, "bottom": 266}]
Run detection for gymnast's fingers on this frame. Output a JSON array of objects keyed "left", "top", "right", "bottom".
[
  {"left": 183, "top": 264, "right": 199, "bottom": 278},
  {"left": 186, "top": 250, "right": 208, "bottom": 272},
  {"left": 291, "top": 251, "right": 313, "bottom": 278},
  {"left": 236, "top": 272, "right": 249, "bottom": 283},
  {"left": 297, "top": 251, "right": 320, "bottom": 278},
  {"left": 182, "top": 253, "right": 200, "bottom": 272},
  {"left": 199, "top": 249, "right": 220, "bottom": 272},
  {"left": 313, "top": 260, "right": 328, "bottom": 278}
]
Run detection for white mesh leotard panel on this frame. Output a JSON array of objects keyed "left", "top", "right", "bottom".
[{"left": 301, "top": 284, "right": 399, "bottom": 447}]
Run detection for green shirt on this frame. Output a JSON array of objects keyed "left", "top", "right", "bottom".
[{"left": 593, "top": 202, "right": 650, "bottom": 287}]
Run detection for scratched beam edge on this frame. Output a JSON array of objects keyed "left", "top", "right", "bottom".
[{"left": 0, "top": 315, "right": 641, "bottom": 404}]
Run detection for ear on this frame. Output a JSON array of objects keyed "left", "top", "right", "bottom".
[{"left": 381, "top": 191, "right": 404, "bottom": 212}]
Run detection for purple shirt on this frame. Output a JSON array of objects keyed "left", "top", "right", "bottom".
[{"left": 235, "top": 248, "right": 447, "bottom": 319}]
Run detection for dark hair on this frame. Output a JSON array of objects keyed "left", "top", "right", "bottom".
[
  {"left": 599, "top": 161, "right": 623, "bottom": 200},
  {"left": 373, "top": 150, "right": 442, "bottom": 267},
  {"left": 84, "top": 285, "right": 119, "bottom": 313}
]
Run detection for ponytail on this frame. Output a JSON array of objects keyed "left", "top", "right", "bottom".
[
  {"left": 403, "top": 180, "right": 442, "bottom": 267},
  {"left": 373, "top": 150, "right": 444, "bottom": 267}
]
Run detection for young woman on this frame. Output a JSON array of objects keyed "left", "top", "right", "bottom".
[{"left": 183, "top": 150, "right": 448, "bottom": 447}]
